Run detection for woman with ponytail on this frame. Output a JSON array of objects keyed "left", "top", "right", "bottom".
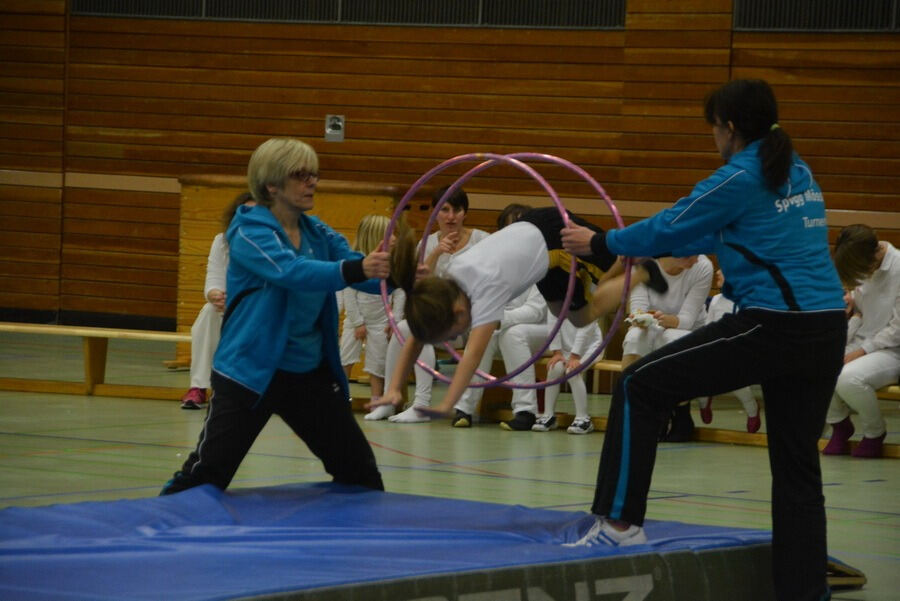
[{"left": 561, "top": 79, "right": 845, "bottom": 601}]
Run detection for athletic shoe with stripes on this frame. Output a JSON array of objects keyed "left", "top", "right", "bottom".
[
  {"left": 531, "top": 415, "right": 557, "bottom": 432},
  {"left": 564, "top": 516, "right": 647, "bottom": 547},
  {"left": 567, "top": 417, "right": 594, "bottom": 435}
]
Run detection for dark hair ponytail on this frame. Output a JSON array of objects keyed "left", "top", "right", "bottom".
[
  {"left": 705, "top": 79, "right": 794, "bottom": 192},
  {"left": 760, "top": 125, "right": 793, "bottom": 192}
]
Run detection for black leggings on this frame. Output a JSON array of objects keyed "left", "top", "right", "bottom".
[
  {"left": 593, "top": 308, "right": 846, "bottom": 601},
  {"left": 162, "top": 365, "right": 384, "bottom": 494}
]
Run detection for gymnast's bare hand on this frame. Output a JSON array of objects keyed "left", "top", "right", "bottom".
[
  {"left": 560, "top": 223, "right": 596, "bottom": 256},
  {"left": 362, "top": 250, "right": 391, "bottom": 279}
]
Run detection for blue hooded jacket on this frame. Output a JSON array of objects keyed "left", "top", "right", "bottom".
[
  {"left": 605, "top": 140, "right": 844, "bottom": 313},
  {"left": 212, "top": 204, "right": 384, "bottom": 399}
]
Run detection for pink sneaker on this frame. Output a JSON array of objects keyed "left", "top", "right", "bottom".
[
  {"left": 181, "top": 387, "right": 207, "bottom": 410},
  {"left": 699, "top": 396, "right": 713, "bottom": 424},
  {"left": 851, "top": 432, "right": 886, "bottom": 458},
  {"left": 822, "top": 417, "right": 854, "bottom": 455}
]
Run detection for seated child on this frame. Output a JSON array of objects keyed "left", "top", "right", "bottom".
[{"left": 698, "top": 269, "right": 762, "bottom": 433}]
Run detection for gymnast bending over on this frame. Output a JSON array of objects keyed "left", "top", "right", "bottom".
[{"left": 367, "top": 207, "right": 668, "bottom": 419}]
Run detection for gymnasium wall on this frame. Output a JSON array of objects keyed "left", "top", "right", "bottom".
[{"left": 1, "top": 0, "right": 897, "bottom": 327}]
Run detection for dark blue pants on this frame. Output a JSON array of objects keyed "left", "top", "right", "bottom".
[
  {"left": 162, "top": 365, "right": 383, "bottom": 494},
  {"left": 593, "top": 308, "right": 846, "bottom": 601}
]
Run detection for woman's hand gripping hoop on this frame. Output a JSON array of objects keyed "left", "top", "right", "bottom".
[{"left": 380, "top": 152, "right": 631, "bottom": 390}]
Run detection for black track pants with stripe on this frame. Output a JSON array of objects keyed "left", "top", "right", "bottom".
[
  {"left": 592, "top": 308, "right": 845, "bottom": 601},
  {"left": 162, "top": 365, "right": 384, "bottom": 494}
]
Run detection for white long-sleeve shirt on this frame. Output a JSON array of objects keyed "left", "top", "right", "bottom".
[
  {"left": 204, "top": 233, "right": 228, "bottom": 298},
  {"left": 851, "top": 242, "right": 900, "bottom": 354},
  {"left": 628, "top": 255, "right": 713, "bottom": 331},
  {"left": 421, "top": 228, "right": 489, "bottom": 277}
]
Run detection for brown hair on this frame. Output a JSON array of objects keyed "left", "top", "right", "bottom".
[
  {"left": 390, "top": 216, "right": 467, "bottom": 343},
  {"left": 833, "top": 224, "right": 880, "bottom": 287},
  {"left": 496, "top": 203, "right": 532, "bottom": 230},
  {"left": 404, "top": 277, "right": 465, "bottom": 343},
  {"left": 222, "top": 192, "right": 255, "bottom": 232}
]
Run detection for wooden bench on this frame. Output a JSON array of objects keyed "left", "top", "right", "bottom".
[{"left": 0, "top": 322, "right": 191, "bottom": 400}]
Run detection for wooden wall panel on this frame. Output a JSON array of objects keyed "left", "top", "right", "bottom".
[
  {"left": 0, "top": 0, "right": 898, "bottom": 326},
  {"left": 0, "top": 2, "right": 65, "bottom": 171},
  {"left": 61, "top": 186, "right": 179, "bottom": 320},
  {"left": 0, "top": 183, "right": 62, "bottom": 313},
  {"left": 732, "top": 32, "right": 900, "bottom": 217},
  {"left": 0, "top": 2, "right": 65, "bottom": 317}
]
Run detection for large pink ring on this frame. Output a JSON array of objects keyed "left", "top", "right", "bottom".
[{"left": 380, "top": 153, "right": 629, "bottom": 390}]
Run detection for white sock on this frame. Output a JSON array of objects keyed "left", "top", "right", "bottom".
[
  {"left": 388, "top": 405, "right": 430, "bottom": 423},
  {"left": 364, "top": 403, "right": 395, "bottom": 421}
]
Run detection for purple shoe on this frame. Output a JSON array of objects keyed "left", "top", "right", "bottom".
[
  {"left": 851, "top": 432, "right": 886, "bottom": 458},
  {"left": 822, "top": 417, "right": 854, "bottom": 455}
]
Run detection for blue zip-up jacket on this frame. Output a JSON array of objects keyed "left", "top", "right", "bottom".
[
  {"left": 212, "top": 204, "right": 384, "bottom": 399},
  {"left": 605, "top": 140, "right": 844, "bottom": 313}
]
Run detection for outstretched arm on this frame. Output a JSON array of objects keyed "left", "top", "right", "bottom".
[{"left": 419, "top": 322, "right": 498, "bottom": 417}]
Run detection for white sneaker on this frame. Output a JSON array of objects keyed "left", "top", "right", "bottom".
[
  {"left": 567, "top": 417, "right": 595, "bottom": 435},
  {"left": 364, "top": 403, "right": 395, "bottom": 421},
  {"left": 564, "top": 516, "right": 647, "bottom": 547},
  {"left": 388, "top": 405, "right": 430, "bottom": 423},
  {"left": 532, "top": 415, "right": 557, "bottom": 432}
]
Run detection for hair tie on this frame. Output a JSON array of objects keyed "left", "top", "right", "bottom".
[{"left": 770, "top": 123, "right": 780, "bottom": 132}]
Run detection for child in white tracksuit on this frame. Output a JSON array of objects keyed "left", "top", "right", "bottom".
[
  {"left": 181, "top": 193, "right": 255, "bottom": 410},
  {"left": 824, "top": 225, "right": 900, "bottom": 458},
  {"left": 698, "top": 270, "right": 762, "bottom": 433},
  {"left": 533, "top": 317, "right": 604, "bottom": 434},
  {"left": 339, "top": 215, "right": 405, "bottom": 401},
  {"left": 621, "top": 255, "right": 713, "bottom": 441}
]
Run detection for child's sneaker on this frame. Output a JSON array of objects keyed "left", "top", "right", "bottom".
[
  {"left": 564, "top": 516, "right": 647, "bottom": 547},
  {"left": 532, "top": 414, "right": 557, "bottom": 432},
  {"left": 180, "top": 387, "right": 207, "bottom": 410},
  {"left": 452, "top": 409, "right": 472, "bottom": 428},
  {"left": 500, "top": 411, "right": 536, "bottom": 431},
  {"left": 567, "top": 417, "right": 595, "bottom": 435}
]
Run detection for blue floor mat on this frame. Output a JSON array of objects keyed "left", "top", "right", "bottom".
[{"left": 0, "top": 482, "right": 772, "bottom": 601}]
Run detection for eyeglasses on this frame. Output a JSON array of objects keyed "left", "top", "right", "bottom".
[{"left": 288, "top": 170, "right": 319, "bottom": 183}]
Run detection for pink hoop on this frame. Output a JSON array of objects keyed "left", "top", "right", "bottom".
[{"left": 380, "top": 153, "right": 630, "bottom": 390}]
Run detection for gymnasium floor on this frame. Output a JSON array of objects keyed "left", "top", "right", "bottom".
[{"left": 0, "top": 334, "right": 897, "bottom": 599}]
